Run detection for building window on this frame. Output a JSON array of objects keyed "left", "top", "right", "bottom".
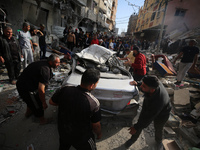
[
  {"left": 175, "top": 8, "right": 186, "bottom": 17},
  {"left": 151, "top": 12, "right": 156, "bottom": 21}
]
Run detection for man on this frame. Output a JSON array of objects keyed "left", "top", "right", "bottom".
[
  {"left": 125, "top": 75, "right": 171, "bottom": 149},
  {"left": 49, "top": 68, "right": 102, "bottom": 150},
  {"left": 116, "top": 40, "right": 125, "bottom": 58},
  {"left": 0, "top": 26, "right": 22, "bottom": 84},
  {"left": 74, "top": 28, "right": 79, "bottom": 48},
  {"left": 16, "top": 22, "right": 34, "bottom": 69},
  {"left": 85, "top": 33, "right": 92, "bottom": 48},
  {"left": 128, "top": 46, "right": 146, "bottom": 81},
  {"left": 173, "top": 39, "right": 199, "bottom": 85},
  {"left": 119, "top": 48, "right": 135, "bottom": 65},
  {"left": 30, "top": 26, "right": 43, "bottom": 61},
  {"left": 109, "top": 39, "right": 114, "bottom": 50},
  {"left": 39, "top": 24, "right": 47, "bottom": 59},
  {"left": 100, "top": 37, "right": 107, "bottom": 48},
  {"left": 16, "top": 54, "right": 60, "bottom": 124},
  {"left": 91, "top": 34, "right": 99, "bottom": 45},
  {"left": 119, "top": 48, "right": 135, "bottom": 72},
  {"left": 67, "top": 29, "right": 76, "bottom": 51}
]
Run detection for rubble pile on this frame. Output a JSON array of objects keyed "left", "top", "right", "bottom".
[{"left": 144, "top": 50, "right": 200, "bottom": 149}]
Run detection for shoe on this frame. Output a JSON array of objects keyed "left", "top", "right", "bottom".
[
  {"left": 174, "top": 81, "right": 181, "bottom": 85},
  {"left": 124, "top": 139, "right": 133, "bottom": 148}
]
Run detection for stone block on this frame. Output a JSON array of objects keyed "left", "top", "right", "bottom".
[
  {"left": 162, "top": 139, "right": 181, "bottom": 150},
  {"left": 173, "top": 89, "right": 190, "bottom": 106},
  {"left": 178, "top": 127, "right": 200, "bottom": 146},
  {"left": 167, "top": 112, "right": 182, "bottom": 128},
  {"left": 166, "top": 88, "right": 174, "bottom": 96}
]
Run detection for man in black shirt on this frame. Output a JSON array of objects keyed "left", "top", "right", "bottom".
[
  {"left": 39, "top": 24, "right": 47, "bottom": 59},
  {"left": 16, "top": 54, "right": 60, "bottom": 124},
  {"left": 173, "top": 39, "right": 199, "bottom": 85},
  {"left": 0, "top": 26, "right": 22, "bottom": 84},
  {"left": 125, "top": 75, "right": 171, "bottom": 149},
  {"left": 49, "top": 68, "right": 102, "bottom": 150}
]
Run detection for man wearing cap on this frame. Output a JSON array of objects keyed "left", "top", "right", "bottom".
[
  {"left": 39, "top": 24, "right": 47, "bottom": 59},
  {"left": 125, "top": 75, "right": 171, "bottom": 149},
  {"left": 128, "top": 46, "right": 146, "bottom": 81},
  {"left": 173, "top": 39, "right": 199, "bottom": 85},
  {"left": 16, "top": 22, "right": 34, "bottom": 69}
]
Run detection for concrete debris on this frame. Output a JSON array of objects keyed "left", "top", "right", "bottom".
[
  {"left": 164, "top": 127, "right": 176, "bottom": 137},
  {"left": 182, "top": 121, "right": 196, "bottom": 128},
  {"left": 162, "top": 139, "right": 181, "bottom": 150},
  {"left": 178, "top": 127, "right": 200, "bottom": 146},
  {"left": 166, "top": 87, "right": 175, "bottom": 96},
  {"left": 190, "top": 109, "right": 200, "bottom": 120},
  {"left": 167, "top": 112, "right": 182, "bottom": 128},
  {"left": 195, "top": 102, "right": 200, "bottom": 111},
  {"left": 193, "top": 126, "right": 200, "bottom": 138},
  {"left": 173, "top": 89, "right": 190, "bottom": 106}
]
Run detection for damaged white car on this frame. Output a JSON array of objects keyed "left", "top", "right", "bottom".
[{"left": 62, "top": 44, "right": 139, "bottom": 115}]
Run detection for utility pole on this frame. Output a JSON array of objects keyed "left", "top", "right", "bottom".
[{"left": 156, "top": 0, "right": 168, "bottom": 54}]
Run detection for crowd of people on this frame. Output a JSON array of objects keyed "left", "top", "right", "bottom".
[
  {"left": 0, "top": 22, "right": 47, "bottom": 84},
  {"left": 0, "top": 22, "right": 199, "bottom": 150},
  {"left": 62, "top": 26, "right": 155, "bottom": 52}
]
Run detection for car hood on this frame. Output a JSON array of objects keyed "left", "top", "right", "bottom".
[{"left": 76, "top": 44, "right": 116, "bottom": 64}]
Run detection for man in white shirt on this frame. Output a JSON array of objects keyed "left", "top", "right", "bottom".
[{"left": 16, "top": 22, "right": 34, "bottom": 69}]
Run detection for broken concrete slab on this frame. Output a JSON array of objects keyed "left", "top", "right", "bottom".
[
  {"left": 162, "top": 139, "right": 181, "bottom": 150},
  {"left": 173, "top": 89, "right": 190, "bottom": 106},
  {"left": 167, "top": 112, "right": 182, "bottom": 128},
  {"left": 164, "top": 127, "right": 176, "bottom": 138},
  {"left": 190, "top": 109, "right": 200, "bottom": 120},
  {"left": 166, "top": 88, "right": 174, "bottom": 96},
  {"left": 178, "top": 127, "right": 200, "bottom": 146}
]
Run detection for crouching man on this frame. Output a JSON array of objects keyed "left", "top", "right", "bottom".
[
  {"left": 125, "top": 75, "right": 171, "bottom": 149},
  {"left": 16, "top": 54, "right": 60, "bottom": 124},
  {"left": 49, "top": 68, "right": 102, "bottom": 150}
]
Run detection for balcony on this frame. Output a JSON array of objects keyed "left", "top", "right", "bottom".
[
  {"left": 97, "top": 14, "right": 106, "bottom": 27},
  {"left": 99, "top": 1, "right": 107, "bottom": 14},
  {"left": 81, "top": 7, "right": 87, "bottom": 18},
  {"left": 87, "top": 9, "right": 97, "bottom": 22}
]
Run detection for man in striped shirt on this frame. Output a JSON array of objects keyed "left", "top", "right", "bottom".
[{"left": 49, "top": 68, "right": 102, "bottom": 150}]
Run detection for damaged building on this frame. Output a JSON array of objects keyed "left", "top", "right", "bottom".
[
  {"left": 133, "top": 0, "right": 200, "bottom": 45},
  {"left": 0, "top": 0, "right": 118, "bottom": 37}
]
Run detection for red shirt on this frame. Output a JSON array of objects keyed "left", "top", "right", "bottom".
[
  {"left": 132, "top": 53, "right": 146, "bottom": 76},
  {"left": 91, "top": 39, "right": 99, "bottom": 45}
]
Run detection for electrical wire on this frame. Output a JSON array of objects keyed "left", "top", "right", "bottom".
[{"left": 116, "top": 16, "right": 131, "bottom": 19}]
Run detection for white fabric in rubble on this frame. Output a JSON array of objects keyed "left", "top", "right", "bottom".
[{"left": 76, "top": 44, "right": 116, "bottom": 64}]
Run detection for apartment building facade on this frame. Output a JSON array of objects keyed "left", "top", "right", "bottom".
[
  {"left": 0, "top": 0, "right": 118, "bottom": 36},
  {"left": 134, "top": 0, "right": 200, "bottom": 41}
]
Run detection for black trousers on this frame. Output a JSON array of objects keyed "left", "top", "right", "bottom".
[
  {"left": 130, "top": 115, "right": 170, "bottom": 144},
  {"left": 40, "top": 45, "right": 47, "bottom": 59},
  {"left": 16, "top": 85, "right": 44, "bottom": 117},
  {"left": 5, "top": 60, "right": 21, "bottom": 82},
  {"left": 59, "top": 132, "right": 96, "bottom": 150},
  {"left": 67, "top": 42, "right": 74, "bottom": 51}
]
